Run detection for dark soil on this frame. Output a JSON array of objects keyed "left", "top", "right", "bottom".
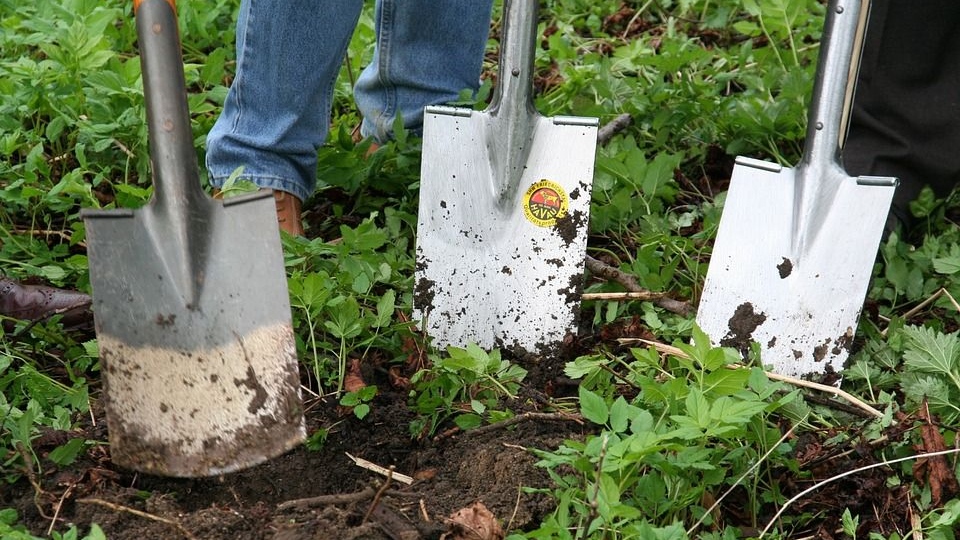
[{"left": 6, "top": 367, "right": 584, "bottom": 540}]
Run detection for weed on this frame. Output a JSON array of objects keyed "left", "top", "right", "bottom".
[
  {"left": 408, "top": 344, "right": 527, "bottom": 437},
  {"left": 527, "top": 329, "right": 799, "bottom": 537}
]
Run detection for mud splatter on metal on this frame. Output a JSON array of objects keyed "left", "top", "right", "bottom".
[{"left": 777, "top": 257, "right": 793, "bottom": 279}]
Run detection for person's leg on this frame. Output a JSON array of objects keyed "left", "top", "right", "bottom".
[
  {"left": 844, "top": 0, "right": 960, "bottom": 233},
  {"left": 354, "top": 0, "right": 493, "bottom": 142},
  {"left": 206, "top": 0, "right": 363, "bottom": 205}
]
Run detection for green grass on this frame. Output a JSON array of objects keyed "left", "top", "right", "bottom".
[{"left": 3, "top": 0, "right": 960, "bottom": 538}]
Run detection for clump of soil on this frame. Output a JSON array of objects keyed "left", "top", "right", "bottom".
[{"left": 719, "top": 302, "right": 767, "bottom": 356}]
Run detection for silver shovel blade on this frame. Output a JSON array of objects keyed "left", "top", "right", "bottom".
[
  {"left": 414, "top": 106, "right": 597, "bottom": 353},
  {"left": 83, "top": 191, "right": 305, "bottom": 477},
  {"left": 696, "top": 157, "right": 895, "bottom": 377}
]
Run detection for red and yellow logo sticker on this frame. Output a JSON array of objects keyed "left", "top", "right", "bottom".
[{"left": 522, "top": 179, "right": 568, "bottom": 227}]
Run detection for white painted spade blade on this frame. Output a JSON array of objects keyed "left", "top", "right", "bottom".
[
  {"left": 697, "top": 157, "right": 895, "bottom": 377},
  {"left": 414, "top": 107, "right": 597, "bottom": 353}
]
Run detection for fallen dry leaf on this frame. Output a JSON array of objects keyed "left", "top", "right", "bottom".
[
  {"left": 343, "top": 358, "right": 366, "bottom": 393},
  {"left": 913, "top": 401, "right": 960, "bottom": 506},
  {"left": 440, "top": 501, "right": 504, "bottom": 540}
]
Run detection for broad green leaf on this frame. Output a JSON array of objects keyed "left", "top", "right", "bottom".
[
  {"left": 373, "top": 289, "right": 396, "bottom": 328},
  {"left": 608, "top": 396, "right": 633, "bottom": 433},
  {"left": 579, "top": 386, "right": 609, "bottom": 426},
  {"left": 901, "top": 326, "right": 960, "bottom": 377},
  {"left": 932, "top": 244, "right": 960, "bottom": 275}
]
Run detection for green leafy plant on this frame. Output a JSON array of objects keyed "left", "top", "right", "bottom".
[
  {"left": 408, "top": 344, "right": 527, "bottom": 437},
  {"left": 525, "top": 328, "right": 799, "bottom": 538}
]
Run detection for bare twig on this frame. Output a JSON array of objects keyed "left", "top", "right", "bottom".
[
  {"left": 277, "top": 487, "right": 375, "bottom": 510},
  {"left": 597, "top": 113, "right": 633, "bottom": 146},
  {"left": 505, "top": 484, "right": 523, "bottom": 533},
  {"left": 77, "top": 498, "right": 197, "bottom": 540},
  {"left": 112, "top": 139, "right": 136, "bottom": 159},
  {"left": 463, "top": 411, "right": 585, "bottom": 438},
  {"left": 14, "top": 442, "right": 53, "bottom": 521},
  {"left": 576, "top": 434, "right": 609, "bottom": 540},
  {"left": 419, "top": 499, "right": 431, "bottom": 522},
  {"left": 584, "top": 255, "right": 694, "bottom": 316},
  {"left": 362, "top": 469, "right": 394, "bottom": 525},
  {"left": 881, "top": 288, "right": 945, "bottom": 336},
  {"left": 47, "top": 483, "right": 77, "bottom": 536},
  {"left": 346, "top": 453, "right": 414, "bottom": 485},
  {"left": 758, "top": 448, "right": 960, "bottom": 537},
  {"left": 623, "top": 337, "right": 885, "bottom": 419},
  {"left": 582, "top": 291, "right": 666, "bottom": 302}
]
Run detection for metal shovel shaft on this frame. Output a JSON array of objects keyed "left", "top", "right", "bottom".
[
  {"left": 486, "top": 0, "right": 540, "bottom": 203},
  {"left": 135, "top": 0, "right": 210, "bottom": 306},
  {"left": 792, "top": 0, "right": 885, "bottom": 253}
]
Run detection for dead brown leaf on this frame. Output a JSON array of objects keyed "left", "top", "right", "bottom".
[
  {"left": 440, "top": 501, "right": 504, "bottom": 540},
  {"left": 344, "top": 358, "right": 366, "bottom": 393},
  {"left": 912, "top": 402, "right": 960, "bottom": 506}
]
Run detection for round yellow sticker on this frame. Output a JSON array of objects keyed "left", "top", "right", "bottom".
[{"left": 522, "top": 179, "right": 568, "bottom": 227}]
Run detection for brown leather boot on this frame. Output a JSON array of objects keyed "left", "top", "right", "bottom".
[
  {"left": 0, "top": 278, "right": 92, "bottom": 327},
  {"left": 273, "top": 190, "right": 304, "bottom": 236}
]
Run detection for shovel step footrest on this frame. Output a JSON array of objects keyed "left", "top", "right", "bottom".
[
  {"left": 553, "top": 115, "right": 599, "bottom": 127},
  {"left": 734, "top": 156, "right": 783, "bottom": 173},
  {"left": 425, "top": 105, "right": 473, "bottom": 118},
  {"left": 856, "top": 175, "right": 899, "bottom": 187}
]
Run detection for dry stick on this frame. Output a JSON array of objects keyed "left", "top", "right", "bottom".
[
  {"left": 14, "top": 442, "right": 54, "bottom": 521},
  {"left": 880, "top": 288, "right": 945, "bottom": 337},
  {"left": 47, "top": 484, "right": 76, "bottom": 536},
  {"left": 277, "top": 488, "right": 375, "bottom": 510},
  {"left": 597, "top": 113, "right": 633, "bottom": 146},
  {"left": 346, "top": 452, "right": 414, "bottom": 485},
  {"left": 463, "top": 411, "right": 585, "bottom": 438},
  {"left": 77, "top": 498, "right": 197, "bottom": 540},
  {"left": 361, "top": 468, "right": 394, "bottom": 525},
  {"left": 581, "top": 291, "right": 666, "bottom": 302},
  {"left": 623, "top": 337, "right": 885, "bottom": 419},
  {"left": 584, "top": 256, "right": 695, "bottom": 316},
  {"left": 505, "top": 484, "right": 524, "bottom": 533},
  {"left": 758, "top": 448, "right": 960, "bottom": 538},
  {"left": 575, "top": 434, "right": 609, "bottom": 540}
]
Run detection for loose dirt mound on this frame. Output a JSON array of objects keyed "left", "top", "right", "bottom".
[{"left": 6, "top": 382, "right": 586, "bottom": 539}]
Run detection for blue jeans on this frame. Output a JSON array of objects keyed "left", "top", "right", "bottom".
[{"left": 206, "top": 0, "right": 493, "bottom": 202}]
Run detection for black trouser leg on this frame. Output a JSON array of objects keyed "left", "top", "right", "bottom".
[{"left": 843, "top": 0, "right": 960, "bottom": 230}]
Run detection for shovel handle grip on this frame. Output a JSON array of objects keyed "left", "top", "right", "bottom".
[
  {"left": 803, "top": 0, "right": 870, "bottom": 167},
  {"left": 135, "top": 0, "right": 206, "bottom": 206}
]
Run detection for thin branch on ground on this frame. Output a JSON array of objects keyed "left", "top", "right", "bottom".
[
  {"left": 758, "top": 448, "right": 960, "bottom": 537},
  {"left": 15, "top": 442, "right": 54, "bottom": 521},
  {"left": 361, "top": 469, "right": 394, "bottom": 525},
  {"left": 277, "top": 487, "right": 376, "bottom": 510},
  {"left": 584, "top": 255, "right": 694, "bottom": 316},
  {"left": 597, "top": 113, "right": 633, "bottom": 145},
  {"left": 77, "top": 498, "right": 197, "bottom": 540},
  {"left": 277, "top": 487, "right": 422, "bottom": 511},
  {"left": 346, "top": 452, "right": 414, "bottom": 485},
  {"left": 463, "top": 411, "right": 585, "bottom": 438},
  {"left": 582, "top": 291, "right": 666, "bottom": 302}
]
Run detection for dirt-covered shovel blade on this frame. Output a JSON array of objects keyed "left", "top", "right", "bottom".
[
  {"left": 413, "top": 0, "right": 598, "bottom": 353},
  {"left": 696, "top": 0, "right": 896, "bottom": 378},
  {"left": 80, "top": 0, "right": 304, "bottom": 477}
]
